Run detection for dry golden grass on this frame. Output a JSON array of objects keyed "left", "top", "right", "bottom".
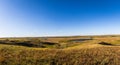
[
  {"left": 0, "top": 44, "right": 120, "bottom": 65},
  {"left": 0, "top": 35, "right": 120, "bottom": 65}
]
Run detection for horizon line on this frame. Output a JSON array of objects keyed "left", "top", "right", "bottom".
[{"left": 0, "top": 34, "right": 120, "bottom": 38}]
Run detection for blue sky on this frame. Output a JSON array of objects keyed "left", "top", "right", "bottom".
[{"left": 0, "top": 0, "right": 120, "bottom": 37}]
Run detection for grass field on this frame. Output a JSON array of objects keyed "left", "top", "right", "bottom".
[{"left": 0, "top": 35, "right": 120, "bottom": 65}]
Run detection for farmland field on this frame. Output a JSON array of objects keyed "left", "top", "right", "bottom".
[{"left": 0, "top": 35, "right": 120, "bottom": 65}]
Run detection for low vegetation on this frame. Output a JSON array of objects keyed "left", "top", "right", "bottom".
[{"left": 0, "top": 35, "right": 120, "bottom": 65}]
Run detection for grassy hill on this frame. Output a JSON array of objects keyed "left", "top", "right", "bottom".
[{"left": 0, "top": 35, "right": 120, "bottom": 65}]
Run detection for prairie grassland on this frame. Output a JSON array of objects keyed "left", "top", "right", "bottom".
[{"left": 0, "top": 35, "right": 120, "bottom": 65}]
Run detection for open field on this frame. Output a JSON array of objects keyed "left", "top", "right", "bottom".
[{"left": 0, "top": 35, "right": 120, "bottom": 65}]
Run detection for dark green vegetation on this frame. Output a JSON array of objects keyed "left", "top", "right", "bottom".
[
  {"left": 0, "top": 35, "right": 120, "bottom": 65},
  {"left": 0, "top": 38, "right": 57, "bottom": 48}
]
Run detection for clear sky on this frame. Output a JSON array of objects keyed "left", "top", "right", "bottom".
[{"left": 0, "top": 0, "right": 120, "bottom": 37}]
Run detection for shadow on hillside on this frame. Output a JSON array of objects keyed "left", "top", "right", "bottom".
[
  {"left": 0, "top": 42, "right": 43, "bottom": 48},
  {"left": 0, "top": 40, "right": 57, "bottom": 48},
  {"left": 98, "top": 42, "right": 112, "bottom": 45},
  {"left": 42, "top": 42, "right": 56, "bottom": 45}
]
